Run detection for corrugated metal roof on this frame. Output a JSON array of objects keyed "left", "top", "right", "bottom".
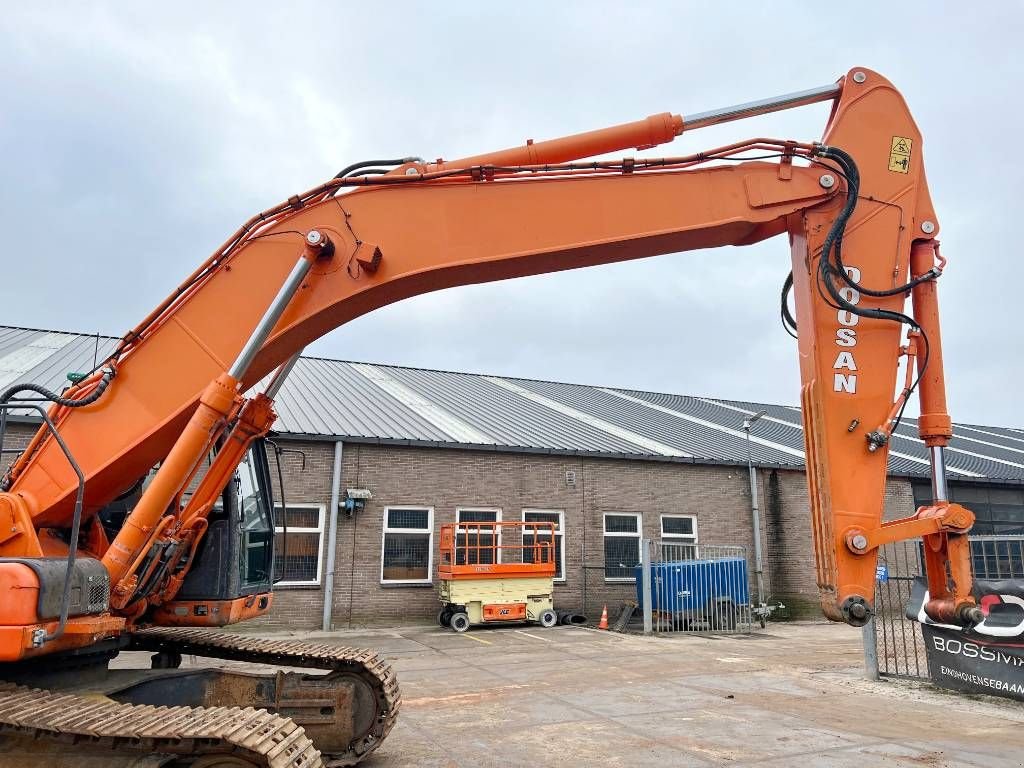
[
  {"left": 2, "top": 324, "right": 1022, "bottom": 483},
  {"left": 384, "top": 366, "right": 656, "bottom": 455},
  {"left": 0, "top": 326, "right": 119, "bottom": 416}
]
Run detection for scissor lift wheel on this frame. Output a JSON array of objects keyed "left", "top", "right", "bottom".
[
  {"left": 449, "top": 612, "right": 471, "bottom": 633},
  {"left": 538, "top": 609, "right": 558, "bottom": 628}
]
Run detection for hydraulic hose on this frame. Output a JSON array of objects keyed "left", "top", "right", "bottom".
[
  {"left": 814, "top": 146, "right": 921, "bottom": 327},
  {"left": 0, "top": 367, "right": 115, "bottom": 408},
  {"left": 811, "top": 145, "right": 932, "bottom": 436},
  {"left": 780, "top": 271, "right": 797, "bottom": 336},
  {"left": 334, "top": 157, "right": 423, "bottom": 179}
]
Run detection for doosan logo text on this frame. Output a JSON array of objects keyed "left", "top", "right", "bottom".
[{"left": 833, "top": 265, "right": 862, "bottom": 394}]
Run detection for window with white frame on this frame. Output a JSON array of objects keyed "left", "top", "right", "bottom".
[
  {"left": 523, "top": 509, "right": 565, "bottom": 581},
  {"left": 456, "top": 508, "right": 501, "bottom": 565},
  {"left": 273, "top": 504, "right": 325, "bottom": 586},
  {"left": 660, "top": 515, "right": 698, "bottom": 550},
  {"left": 381, "top": 506, "right": 433, "bottom": 584},
  {"left": 603, "top": 513, "right": 641, "bottom": 581}
]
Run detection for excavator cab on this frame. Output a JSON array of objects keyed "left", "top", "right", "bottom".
[{"left": 151, "top": 439, "right": 276, "bottom": 625}]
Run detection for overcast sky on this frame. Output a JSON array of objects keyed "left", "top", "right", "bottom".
[{"left": 1, "top": 3, "right": 1020, "bottom": 426}]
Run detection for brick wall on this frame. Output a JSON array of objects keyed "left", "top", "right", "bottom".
[
  {"left": 0, "top": 421, "right": 919, "bottom": 628},
  {"left": 761, "top": 466, "right": 913, "bottom": 616},
  {"left": 258, "top": 441, "right": 919, "bottom": 629},
  {"left": 0, "top": 422, "right": 35, "bottom": 475}
]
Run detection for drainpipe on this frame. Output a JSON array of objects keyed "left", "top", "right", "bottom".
[
  {"left": 743, "top": 411, "right": 768, "bottom": 611},
  {"left": 322, "top": 440, "right": 344, "bottom": 632}
]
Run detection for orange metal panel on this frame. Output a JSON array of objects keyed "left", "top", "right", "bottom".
[
  {"left": 0, "top": 563, "right": 42, "bottom": 625},
  {"left": 482, "top": 603, "right": 527, "bottom": 621},
  {"left": 151, "top": 593, "right": 273, "bottom": 627},
  {"left": 0, "top": 615, "right": 124, "bottom": 662}
]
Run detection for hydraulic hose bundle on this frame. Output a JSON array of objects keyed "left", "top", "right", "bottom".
[
  {"left": 0, "top": 367, "right": 116, "bottom": 491},
  {"left": 0, "top": 366, "right": 115, "bottom": 409},
  {"left": 782, "top": 145, "right": 940, "bottom": 436}
]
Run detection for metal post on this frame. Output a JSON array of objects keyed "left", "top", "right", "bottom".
[
  {"left": 322, "top": 440, "right": 344, "bottom": 632},
  {"left": 863, "top": 615, "right": 880, "bottom": 680},
  {"left": 747, "top": 459, "right": 765, "bottom": 610},
  {"left": 743, "top": 411, "right": 768, "bottom": 612},
  {"left": 641, "top": 537, "right": 653, "bottom": 635}
]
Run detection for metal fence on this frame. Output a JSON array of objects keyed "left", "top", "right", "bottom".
[
  {"left": 871, "top": 534, "right": 1024, "bottom": 680},
  {"left": 873, "top": 539, "right": 927, "bottom": 679},
  {"left": 641, "top": 541, "right": 755, "bottom": 635}
]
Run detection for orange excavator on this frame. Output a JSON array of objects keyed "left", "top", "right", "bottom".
[{"left": 0, "top": 67, "right": 982, "bottom": 766}]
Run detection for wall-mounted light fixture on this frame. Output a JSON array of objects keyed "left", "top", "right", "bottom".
[{"left": 343, "top": 487, "right": 372, "bottom": 516}]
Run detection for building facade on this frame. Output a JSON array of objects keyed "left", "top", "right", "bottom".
[
  {"left": 2, "top": 325, "right": 1024, "bottom": 630},
  {"left": 255, "top": 441, "right": 927, "bottom": 629}
]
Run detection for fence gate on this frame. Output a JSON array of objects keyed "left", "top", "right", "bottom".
[
  {"left": 872, "top": 539, "right": 928, "bottom": 679},
  {"left": 642, "top": 541, "right": 755, "bottom": 635},
  {"left": 871, "top": 534, "right": 1024, "bottom": 680}
]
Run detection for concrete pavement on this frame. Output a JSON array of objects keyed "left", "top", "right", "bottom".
[{"left": 298, "top": 621, "right": 1024, "bottom": 767}]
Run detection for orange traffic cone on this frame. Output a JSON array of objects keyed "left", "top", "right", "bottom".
[{"left": 598, "top": 605, "right": 609, "bottom": 630}]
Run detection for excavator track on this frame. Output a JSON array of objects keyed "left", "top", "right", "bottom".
[
  {"left": 0, "top": 681, "right": 320, "bottom": 767},
  {"left": 130, "top": 628, "right": 401, "bottom": 766},
  {"left": 0, "top": 629, "right": 400, "bottom": 767}
]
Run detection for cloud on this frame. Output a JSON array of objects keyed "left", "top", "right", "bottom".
[{"left": 0, "top": 2, "right": 1019, "bottom": 425}]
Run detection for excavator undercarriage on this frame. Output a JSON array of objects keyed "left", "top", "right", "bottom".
[{"left": 0, "top": 628, "right": 399, "bottom": 767}]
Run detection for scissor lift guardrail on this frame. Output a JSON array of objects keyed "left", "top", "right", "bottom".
[{"left": 437, "top": 521, "right": 557, "bottom": 632}]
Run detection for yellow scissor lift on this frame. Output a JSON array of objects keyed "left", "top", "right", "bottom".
[{"left": 437, "top": 520, "right": 557, "bottom": 632}]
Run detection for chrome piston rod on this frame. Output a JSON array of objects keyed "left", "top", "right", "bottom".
[
  {"left": 930, "top": 445, "right": 949, "bottom": 503},
  {"left": 228, "top": 231, "right": 326, "bottom": 381},
  {"left": 263, "top": 353, "right": 302, "bottom": 399},
  {"left": 683, "top": 82, "right": 842, "bottom": 132}
]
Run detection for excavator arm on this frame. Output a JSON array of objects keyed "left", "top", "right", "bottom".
[{"left": 0, "top": 68, "right": 977, "bottom": 648}]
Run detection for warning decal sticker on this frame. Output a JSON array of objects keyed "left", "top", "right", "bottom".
[{"left": 888, "top": 135, "right": 913, "bottom": 174}]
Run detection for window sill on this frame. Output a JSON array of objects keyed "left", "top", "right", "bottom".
[
  {"left": 273, "top": 582, "right": 323, "bottom": 590},
  {"left": 380, "top": 581, "right": 434, "bottom": 588},
  {"left": 604, "top": 578, "right": 637, "bottom": 584}
]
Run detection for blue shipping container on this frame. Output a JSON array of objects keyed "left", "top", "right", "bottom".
[{"left": 635, "top": 557, "right": 750, "bottom": 614}]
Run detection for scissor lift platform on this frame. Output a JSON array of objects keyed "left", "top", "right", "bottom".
[{"left": 437, "top": 521, "right": 557, "bottom": 632}]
